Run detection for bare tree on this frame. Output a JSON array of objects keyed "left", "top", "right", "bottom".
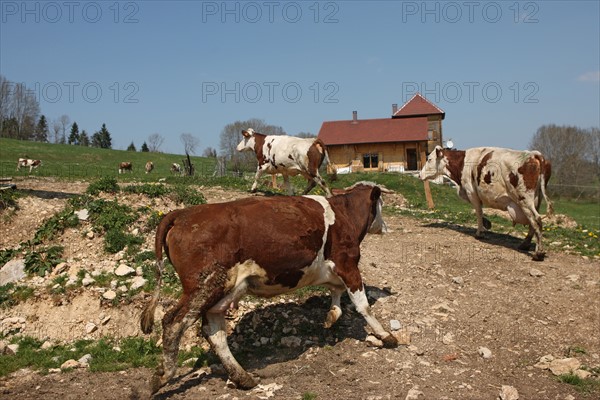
[
  {"left": 147, "top": 133, "right": 165, "bottom": 152},
  {"left": 52, "top": 120, "right": 62, "bottom": 144},
  {"left": 530, "top": 124, "right": 597, "bottom": 197},
  {"left": 202, "top": 147, "right": 217, "bottom": 158},
  {"left": 0, "top": 76, "right": 39, "bottom": 139},
  {"left": 59, "top": 114, "right": 70, "bottom": 144},
  {"left": 296, "top": 131, "right": 316, "bottom": 138},
  {"left": 180, "top": 133, "right": 199, "bottom": 155}
]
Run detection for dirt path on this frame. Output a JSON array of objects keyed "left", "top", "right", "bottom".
[{"left": 1, "top": 178, "right": 599, "bottom": 399}]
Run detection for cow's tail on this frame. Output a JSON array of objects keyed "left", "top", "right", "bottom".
[
  {"left": 140, "top": 210, "right": 178, "bottom": 334},
  {"left": 540, "top": 158, "right": 554, "bottom": 217}
]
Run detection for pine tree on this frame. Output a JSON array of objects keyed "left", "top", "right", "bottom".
[
  {"left": 140, "top": 141, "right": 149, "bottom": 152},
  {"left": 92, "top": 123, "right": 112, "bottom": 149},
  {"left": 68, "top": 122, "right": 80, "bottom": 145},
  {"left": 127, "top": 141, "right": 137, "bottom": 151},
  {"left": 79, "top": 130, "right": 90, "bottom": 146},
  {"left": 34, "top": 115, "right": 49, "bottom": 142}
]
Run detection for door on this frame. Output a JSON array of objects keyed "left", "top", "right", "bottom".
[{"left": 406, "top": 149, "right": 417, "bottom": 170}]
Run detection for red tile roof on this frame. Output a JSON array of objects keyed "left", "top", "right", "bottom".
[
  {"left": 318, "top": 117, "right": 428, "bottom": 145},
  {"left": 393, "top": 93, "right": 445, "bottom": 118}
]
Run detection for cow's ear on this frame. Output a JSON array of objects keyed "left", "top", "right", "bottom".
[
  {"left": 436, "top": 146, "right": 444, "bottom": 159},
  {"left": 370, "top": 186, "right": 382, "bottom": 202},
  {"left": 242, "top": 130, "right": 250, "bottom": 138}
]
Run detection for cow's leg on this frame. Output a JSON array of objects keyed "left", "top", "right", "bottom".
[
  {"left": 519, "top": 202, "right": 545, "bottom": 260},
  {"left": 250, "top": 168, "right": 264, "bottom": 192},
  {"left": 282, "top": 174, "right": 294, "bottom": 195},
  {"left": 151, "top": 294, "right": 199, "bottom": 393},
  {"left": 473, "top": 201, "right": 486, "bottom": 238},
  {"left": 302, "top": 178, "right": 317, "bottom": 195},
  {"left": 324, "top": 285, "right": 344, "bottom": 328},
  {"left": 519, "top": 225, "right": 535, "bottom": 251},
  {"left": 333, "top": 263, "right": 397, "bottom": 348},
  {"left": 202, "top": 310, "right": 257, "bottom": 388}
]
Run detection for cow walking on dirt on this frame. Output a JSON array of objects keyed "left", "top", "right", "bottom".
[
  {"left": 419, "top": 145, "right": 553, "bottom": 260},
  {"left": 140, "top": 182, "right": 397, "bottom": 393}
]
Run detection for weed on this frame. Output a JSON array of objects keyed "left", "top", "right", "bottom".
[
  {"left": 0, "top": 248, "right": 16, "bottom": 265},
  {"left": 0, "top": 188, "right": 20, "bottom": 210},
  {"left": 146, "top": 210, "right": 165, "bottom": 232},
  {"left": 171, "top": 184, "right": 206, "bottom": 206},
  {"left": 567, "top": 346, "right": 587, "bottom": 356},
  {"left": 0, "top": 283, "right": 34, "bottom": 308},
  {"left": 123, "top": 183, "right": 168, "bottom": 198},
  {"left": 302, "top": 392, "right": 318, "bottom": 400},
  {"left": 86, "top": 176, "right": 120, "bottom": 196},
  {"left": 34, "top": 208, "right": 79, "bottom": 244},
  {"left": 558, "top": 373, "right": 600, "bottom": 393},
  {"left": 24, "top": 245, "right": 64, "bottom": 276}
]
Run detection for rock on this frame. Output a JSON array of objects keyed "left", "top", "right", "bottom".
[
  {"left": 48, "top": 368, "right": 61, "bottom": 374},
  {"left": 365, "top": 335, "right": 384, "bottom": 348},
  {"left": 0, "top": 259, "right": 26, "bottom": 285},
  {"left": 405, "top": 385, "right": 424, "bottom": 399},
  {"left": 566, "top": 274, "right": 580, "bottom": 282},
  {"left": 529, "top": 268, "right": 545, "bottom": 277},
  {"left": 574, "top": 369, "right": 591, "bottom": 379},
  {"left": 82, "top": 276, "right": 95, "bottom": 286},
  {"left": 182, "top": 357, "right": 198, "bottom": 366},
  {"left": 442, "top": 333, "right": 455, "bottom": 345},
  {"left": 78, "top": 354, "right": 92, "bottom": 365},
  {"left": 102, "top": 290, "right": 117, "bottom": 300},
  {"left": 75, "top": 209, "right": 89, "bottom": 220},
  {"left": 549, "top": 358, "right": 581, "bottom": 376},
  {"left": 0, "top": 340, "right": 7, "bottom": 354},
  {"left": 252, "top": 383, "right": 283, "bottom": 398},
  {"left": 41, "top": 341, "right": 53, "bottom": 350},
  {"left": 60, "top": 359, "right": 81, "bottom": 369},
  {"left": 390, "top": 319, "right": 402, "bottom": 331},
  {"left": 53, "top": 262, "right": 69, "bottom": 275},
  {"left": 564, "top": 395, "right": 575, "bottom": 400},
  {"left": 280, "top": 336, "right": 302, "bottom": 348},
  {"left": 393, "top": 330, "right": 412, "bottom": 345},
  {"left": 431, "top": 302, "right": 455, "bottom": 313},
  {"left": 130, "top": 276, "right": 147, "bottom": 290},
  {"left": 101, "top": 315, "right": 111, "bottom": 325},
  {"left": 135, "top": 267, "right": 143, "bottom": 276},
  {"left": 85, "top": 322, "right": 97, "bottom": 334},
  {"left": 1, "top": 316, "right": 26, "bottom": 336},
  {"left": 86, "top": 231, "right": 95, "bottom": 239},
  {"left": 131, "top": 228, "right": 139, "bottom": 235},
  {"left": 452, "top": 276, "right": 464, "bottom": 285},
  {"left": 478, "top": 347, "right": 492, "bottom": 359},
  {"left": 6, "top": 344, "right": 19, "bottom": 355},
  {"left": 499, "top": 385, "right": 519, "bottom": 400},
  {"left": 114, "top": 264, "right": 135, "bottom": 277}
]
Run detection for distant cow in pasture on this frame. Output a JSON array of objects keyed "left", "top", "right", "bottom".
[
  {"left": 140, "top": 182, "right": 397, "bottom": 393},
  {"left": 236, "top": 128, "right": 335, "bottom": 196},
  {"left": 420, "top": 145, "right": 553, "bottom": 260},
  {"left": 118, "top": 162, "right": 133, "bottom": 174},
  {"left": 16, "top": 158, "right": 42, "bottom": 173},
  {"left": 145, "top": 161, "right": 154, "bottom": 174},
  {"left": 170, "top": 163, "right": 182, "bottom": 175}
]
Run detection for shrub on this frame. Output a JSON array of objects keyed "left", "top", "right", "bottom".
[
  {"left": 34, "top": 208, "right": 79, "bottom": 244},
  {"left": 123, "top": 184, "right": 168, "bottom": 198},
  {"left": 0, "top": 188, "right": 20, "bottom": 210},
  {"left": 171, "top": 184, "right": 206, "bottom": 206},
  {"left": 86, "top": 176, "right": 120, "bottom": 196}
]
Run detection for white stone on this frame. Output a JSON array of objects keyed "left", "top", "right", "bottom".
[
  {"left": 41, "top": 341, "right": 53, "bottom": 350},
  {"left": 529, "top": 268, "right": 545, "bottom": 277},
  {"left": 75, "top": 209, "right": 89, "bottom": 220},
  {"left": 86, "top": 231, "right": 95, "bottom": 239},
  {"left": 114, "top": 264, "right": 135, "bottom": 277},
  {"left": 365, "top": 335, "right": 383, "bottom": 348},
  {"left": 499, "top": 385, "right": 519, "bottom": 400},
  {"left": 478, "top": 347, "right": 492, "bottom": 359},
  {"left": 60, "top": 359, "right": 80, "bottom": 369},
  {"left": 390, "top": 319, "right": 402, "bottom": 331},
  {"left": 78, "top": 354, "right": 92, "bottom": 365},
  {"left": 405, "top": 386, "right": 424, "bottom": 400},
  {"left": 53, "top": 262, "right": 69, "bottom": 275},
  {"left": 85, "top": 322, "right": 97, "bottom": 334},
  {"left": 442, "top": 332, "right": 455, "bottom": 345},
  {"left": 549, "top": 358, "right": 581, "bottom": 376},
  {"left": 102, "top": 290, "right": 117, "bottom": 300},
  {"left": 574, "top": 369, "right": 591, "bottom": 379},
  {"left": 82, "top": 276, "right": 95, "bottom": 286},
  {"left": 130, "top": 276, "right": 147, "bottom": 290},
  {"left": 452, "top": 276, "right": 464, "bottom": 285},
  {"left": 0, "top": 259, "right": 26, "bottom": 285},
  {"left": 6, "top": 344, "right": 19, "bottom": 355}
]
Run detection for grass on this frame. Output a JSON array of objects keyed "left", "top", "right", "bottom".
[
  {"left": 558, "top": 373, "right": 600, "bottom": 393},
  {"left": 0, "top": 137, "right": 216, "bottom": 181}
]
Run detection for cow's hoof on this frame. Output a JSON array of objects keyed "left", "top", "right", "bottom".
[
  {"left": 381, "top": 333, "right": 399, "bottom": 348},
  {"left": 532, "top": 252, "right": 546, "bottom": 262},
  {"left": 231, "top": 373, "right": 259, "bottom": 390},
  {"left": 482, "top": 217, "right": 492, "bottom": 230}
]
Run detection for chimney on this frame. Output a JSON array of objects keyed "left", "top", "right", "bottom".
[
  {"left": 392, "top": 103, "right": 398, "bottom": 114},
  {"left": 352, "top": 110, "right": 358, "bottom": 124}
]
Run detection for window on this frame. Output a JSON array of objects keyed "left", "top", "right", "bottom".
[{"left": 363, "top": 153, "right": 379, "bottom": 169}]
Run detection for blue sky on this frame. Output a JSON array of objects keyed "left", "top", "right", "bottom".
[{"left": 1, "top": 0, "right": 599, "bottom": 155}]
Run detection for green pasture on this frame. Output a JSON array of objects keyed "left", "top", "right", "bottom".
[{"left": 0, "top": 138, "right": 216, "bottom": 180}]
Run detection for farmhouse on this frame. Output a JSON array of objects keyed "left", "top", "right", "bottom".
[{"left": 318, "top": 93, "right": 445, "bottom": 172}]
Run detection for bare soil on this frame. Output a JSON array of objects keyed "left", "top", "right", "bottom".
[{"left": 1, "top": 177, "right": 599, "bottom": 400}]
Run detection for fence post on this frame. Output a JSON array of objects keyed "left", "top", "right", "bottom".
[{"left": 424, "top": 180, "right": 435, "bottom": 209}]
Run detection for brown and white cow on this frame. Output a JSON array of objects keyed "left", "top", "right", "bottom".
[
  {"left": 236, "top": 128, "right": 334, "bottom": 197},
  {"left": 420, "top": 145, "right": 553, "bottom": 260},
  {"left": 16, "top": 158, "right": 42, "bottom": 172},
  {"left": 145, "top": 161, "right": 154, "bottom": 174},
  {"left": 118, "top": 162, "right": 133, "bottom": 174},
  {"left": 170, "top": 163, "right": 182, "bottom": 175},
  {"left": 140, "top": 182, "right": 397, "bottom": 393}
]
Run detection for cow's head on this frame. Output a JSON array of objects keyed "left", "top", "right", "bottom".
[
  {"left": 236, "top": 128, "right": 256, "bottom": 152},
  {"left": 419, "top": 145, "right": 446, "bottom": 181},
  {"left": 342, "top": 181, "right": 391, "bottom": 234}
]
